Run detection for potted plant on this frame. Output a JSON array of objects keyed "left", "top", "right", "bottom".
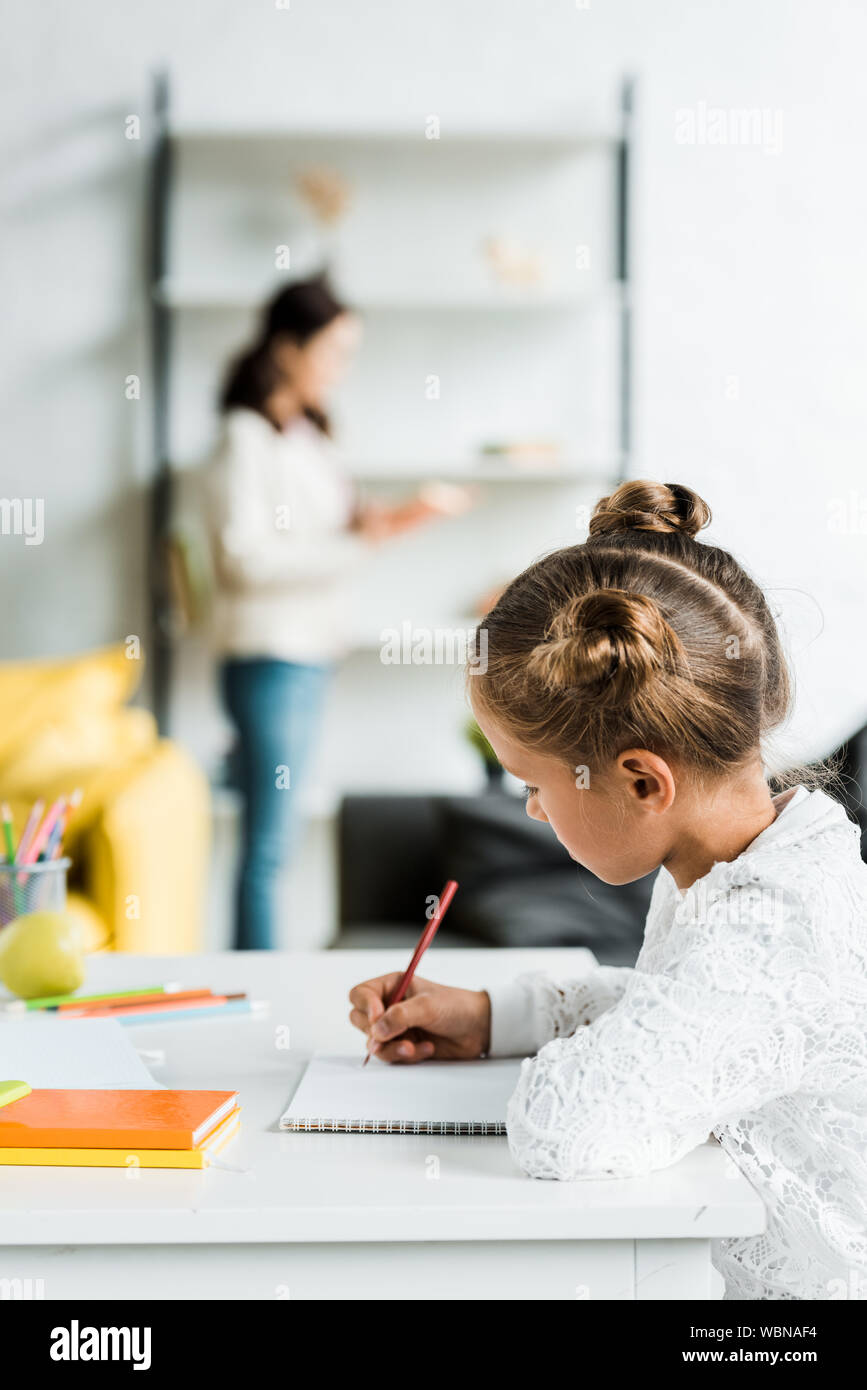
[{"left": 464, "top": 718, "right": 504, "bottom": 789}]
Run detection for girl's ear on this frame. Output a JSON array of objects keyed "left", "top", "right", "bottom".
[{"left": 617, "top": 749, "right": 676, "bottom": 813}]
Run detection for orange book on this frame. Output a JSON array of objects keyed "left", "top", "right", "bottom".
[{"left": 0, "top": 1089, "right": 239, "bottom": 1150}]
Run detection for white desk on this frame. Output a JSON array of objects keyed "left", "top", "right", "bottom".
[{"left": 0, "top": 950, "right": 764, "bottom": 1300}]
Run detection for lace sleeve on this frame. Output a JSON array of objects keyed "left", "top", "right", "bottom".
[
  {"left": 487, "top": 967, "right": 634, "bottom": 1057},
  {"left": 504, "top": 884, "right": 817, "bottom": 1179}
]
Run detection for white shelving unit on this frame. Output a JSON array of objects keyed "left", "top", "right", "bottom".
[
  {"left": 148, "top": 79, "right": 635, "bottom": 948},
  {"left": 147, "top": 75, "right": 635, "bottom": 802}
]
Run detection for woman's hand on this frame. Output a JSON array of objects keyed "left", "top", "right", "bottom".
[
  {"left": 351, "top": 503, "right": 394, "bottom": 544},
  {"left": 348, "top": 973, "right": 492, "bottom": 1063},
  {"left": 353, "top": 499, "right": 436, "bottom": 543},
  {"left": 351, "top": 483, "right": 475, "bottom": 546}
]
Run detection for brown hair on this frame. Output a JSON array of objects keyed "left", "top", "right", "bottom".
[
  {"left": 262, "top": 271, "right": 350, "bottom": 436},
  {"left": 220, "top": 341, "right": 286, "bottom": 430},
  {"left": 472, "top": 480, "right": 792, "bottom": 778},
  {"left": 220, "top": 273, "right": 351, "bottom": 436}
]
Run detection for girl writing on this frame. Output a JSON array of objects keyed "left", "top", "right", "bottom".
[{"left": 350, "top": 480, "right": 867, "bottom": 1300}]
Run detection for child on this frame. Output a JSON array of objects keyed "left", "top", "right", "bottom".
[{"left": 349, "top": 480, "right": 867, "bottom": 1301}]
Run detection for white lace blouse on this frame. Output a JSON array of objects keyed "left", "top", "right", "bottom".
[{"left": 487, "top": 786, "right": 867, "bottom": 1300}]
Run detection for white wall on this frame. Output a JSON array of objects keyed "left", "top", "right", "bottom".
[{"left": 3, "top": 0, "right": 866, "bottom": 771}]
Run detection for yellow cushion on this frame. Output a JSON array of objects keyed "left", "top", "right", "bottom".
[
  {"left": 0, "top": 708, "right": 157, "bottom": 836},
  {"left": 89, "top": 740, "right": 210, "bottom": 954},
  {"left": 0, "top": 645, "right": 144, "bottom": 770}
]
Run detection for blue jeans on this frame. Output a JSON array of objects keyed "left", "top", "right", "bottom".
[{"left": 220, "top": 658, "right": 330, "bottom": 950}]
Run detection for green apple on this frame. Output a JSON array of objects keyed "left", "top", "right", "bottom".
[{"left": 0, "top": 910, "right": 85, "bottom": 999}]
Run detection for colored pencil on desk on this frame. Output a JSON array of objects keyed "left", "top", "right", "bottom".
[
  {"left": 60, "top": 993, "right": 247, "bottom": 1020},
  {"left": 56, "top": 988, "right": 217, "bottom": 1013},
  {"left": 110, "top": 999, "right": 266, "bottom": 1026},
  {"left": 0, "top": 983, "right": 183, "bottom": 1013}
]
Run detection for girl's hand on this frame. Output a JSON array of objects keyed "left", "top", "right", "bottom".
[{"left": 348, "top": 973, "right": 491, "bottom": 1063}]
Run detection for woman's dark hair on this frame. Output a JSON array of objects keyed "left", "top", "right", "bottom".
[
  {"left": 263, "top": 271, "right": 347, "bottom": 344},
  {"left": 220, "top": 342, "right": 286, "bottom": 431},
  {"left": 220, "top": 273, "right": 349, "bottom": 434}
]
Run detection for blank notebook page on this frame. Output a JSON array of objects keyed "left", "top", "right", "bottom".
[
  {"left": 280, "top": 1054, "right": 523, "bottom": 1134},
  {"left": 0, "top": 1018, "right": 160, "bottom": 1089}
]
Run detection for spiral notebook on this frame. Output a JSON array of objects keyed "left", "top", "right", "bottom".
[{"left": 280, "top": 1054, "right": 522, "bottom": 1135}]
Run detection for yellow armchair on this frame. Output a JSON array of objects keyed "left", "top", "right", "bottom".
[{"left": 0, "top": 646, "right": 209, "bottom": 954}]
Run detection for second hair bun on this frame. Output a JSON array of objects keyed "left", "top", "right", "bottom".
[{"left": 589, "top": 480, "right": 711, "bottom": 539}]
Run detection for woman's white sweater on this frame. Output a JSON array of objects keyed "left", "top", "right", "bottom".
[{"left": 207, "top": 408, "right": 363, "bottom": 664}]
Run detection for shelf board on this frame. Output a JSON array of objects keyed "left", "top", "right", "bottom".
[
  {"left": 168, "top": 454, "right": 617, "bottom": 485},
  {"left": 351, "top": 463, "right": 618, "bottom": 484},
  {"left": 168, "top": 123, "right": 618, "bottom": 150},
  {"left": 154, "top": 279, "right": 618, "bottom": 313}
]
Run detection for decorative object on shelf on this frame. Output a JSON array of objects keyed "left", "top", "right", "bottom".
[
  {"left": 295, "top": 166, "right": 353, "bottom": 224},
  {"left": 478, "top": 439, "right": 564, "bottom": 472},
  {"left": 481, "top": 236, "right": 548, "bottom": 287},
  {"left": 464, "top": 719, "right": 504, "bottom": 789}
]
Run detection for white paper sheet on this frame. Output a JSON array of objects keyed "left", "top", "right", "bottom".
[
  {"left": 0, "top": 1017, "right": 160, "bottom": 1089},
  {"left": 280, "top": 1053, "right": 522, "bottom": 1133}
]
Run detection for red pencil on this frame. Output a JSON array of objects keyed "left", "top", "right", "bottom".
[{"left": 363, "top": 879, "right": 458, "bottom": 1066}]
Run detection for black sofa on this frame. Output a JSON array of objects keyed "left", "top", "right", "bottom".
[
  {"left": 333, "top": 791, "right": 655, "bottom": 964},
  {"left": 332, "top": 722, "right": 867, "bottom": 959}
]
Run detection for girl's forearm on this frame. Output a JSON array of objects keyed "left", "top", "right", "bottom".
[{"left": 486, "top": 966, "right": 635, "bottom": 1058}]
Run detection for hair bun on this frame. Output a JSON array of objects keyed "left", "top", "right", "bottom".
[
  {"left": 589, "top": 480, "right": 711, "bottom": 539},
  {"left": 527, "top": 589, "right": 686, "bottom": 706}
]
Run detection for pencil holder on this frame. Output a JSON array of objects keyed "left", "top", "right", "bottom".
[{"left": 0, "top": 858, "right": 71, "bottom": 929}]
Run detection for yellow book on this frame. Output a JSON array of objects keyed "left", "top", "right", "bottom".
[{"left": 0, "top": 1108, "right": 241, "bottom": 1168}]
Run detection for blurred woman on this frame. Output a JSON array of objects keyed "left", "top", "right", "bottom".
[{"left": 208, "top": 275, "right": 438, "bottom": 950}]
